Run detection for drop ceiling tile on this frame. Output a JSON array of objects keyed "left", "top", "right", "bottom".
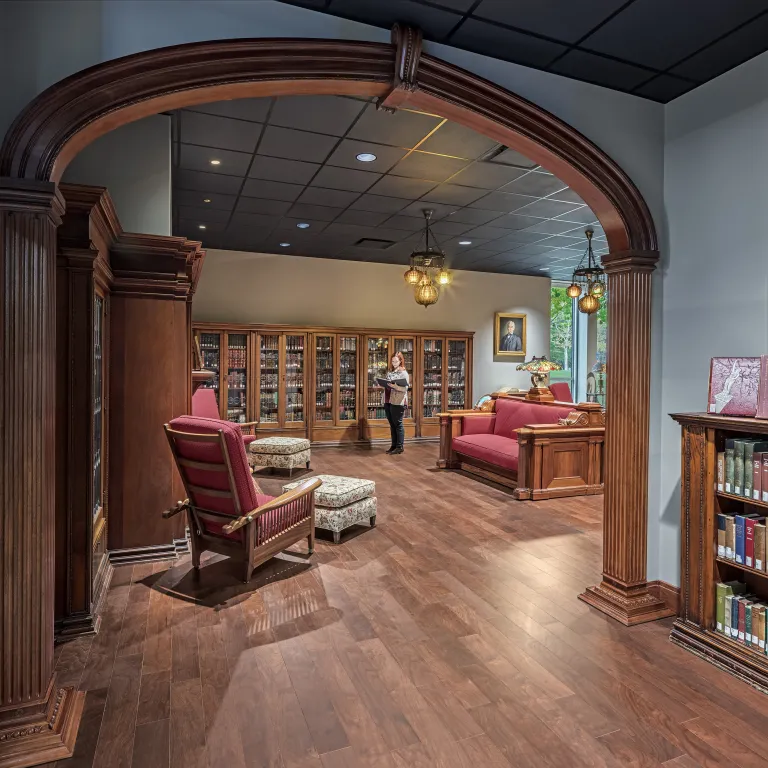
[
  {"left": 276, "top": 217, "right": 330, "bottom": 233},
  {"left": 547, "top": 188, "right": 586, "bottom": 204},
  {"left": 174, "top": 189, "right": 237, "bottom": 211},
  {"left": 535, "top": 234, "right": 584, "bottom": 248},
  {"left": 178, "top": 217, "right": 225, "bottom": 234},
  {"left": 180, "top": 111, "right": 261, "bottom": 153},
  {"left": 521, "top": 219, "right": 583, "bottom": 236},
  {"left": 334, "top": 209, "right": 391, "bottom": 227},
  {"left": 503, "top": 171, "right": 568, "bottom": 197},
  {"left": 242, "top": 178, "right": 304, "bottom": 202},
  {"left": 633, "top": 75, "right": 697, "bottom": 102},
  {"left": 549, "top": 50, "right": 655, "bottom": 91},
  {"left": 450, "top": 162, "right": 529, "bottom": 190},
  {"left": 474, "top": 0, "right": 625, "bottom": 43},
  {"left": 469, "top": 191, "right": 537, "bottom": 212},
  {"left": 258, "top": 125, "right": 338, "bottom": 163},
  {"left": 448, "top": 18, "right": 568, "bottom": 68},
  {"left": 325, "top": 139, "right": 408, "bottom": 173},
  {"left": 235, "top": 197, "right": 293, "bottom": 216},
  {"left": 350, "top": 194, "right": 412, "bottom": 214},
  {"left": 176, "top": 169, "right": 243, "bottom": 195},
  {"left": 347, "top": 104, "right": 442, "bottom": 148},
  {"left": 513, "top": 198, "right": 583, "bottom": 218},
  {"left": 489, "top": 148, "right": 538, "bottom": 169},
  {"left": 179, "top": 144, "right": 251, "bottom": 176},
  {"left": 327, "top": 0, "right": 463, "bottom": 40},
  {"left": 269, "top": 95, "right": 366, "bottom": 136},
  {"left": 671, "top": 12, "right": 768, "bottom": 83},
  {"left": 384, "top": 215, "right": 426, "bottom": 232},
  {"left": 429, "top": 219, "right": 474, "bottom": 236},
  {"left": 416, "top": 121, "right": 499, "bottom": 160},
  {"left": 509, "top": 243, "right": 561, "bottom": 257},
  {"left": 298, "top": 187, "right": 361, "bottom": 208},
  {"left": 494, "top": 230, "right": 550, "bottom": 246},
  {"left": 390, "top": 152, "right": 470, "bottom": 182},
  {"left": 287, "top": 203, "right": 345, "bottom": 222},
  {"left": 462, "top": 225, "right": 513, "bottom": 240},
  {"left": 188, "top": 98, "right": 271, "bottom": 123},
  {"left": 420, "top": 184, "right": 488, "bottom": 206},
  {"left": 367, "top": 175, "right": 437, "bottom": 198},
  {"left": 399, "top": 201, "right": 458, "bottom": 220},
  {"left": 581, "top": 0, "right": 768, "bottom": 70},
  {"left": 491, "top": 213, "right": 546, "bottom": 230},
  {"left": 178, "top": 205, "right": 230, "bottom": 224},
  {"left": 553, "top": 207, "right": 598, "bottom": 225},
  {"left": 310, "top": 166, "right": 381, "bottom": 192},
  {"left": 228, "top": 212, "right": 280, "bottom": 230},
  {"left": 447, "top": 208, "right": 506, "bottom": 226},
  {"left": 248, "top": 155, "right": 320, "bottom": 185}
]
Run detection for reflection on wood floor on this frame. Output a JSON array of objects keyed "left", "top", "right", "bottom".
[{"left": 52, "top": 443, "right": 768, "bottom": 767}]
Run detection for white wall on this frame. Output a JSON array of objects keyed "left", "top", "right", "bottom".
[
  {"left": 193, "top": 249, "right": 552, "bottom": 396},
  {"left": 62, "top": 115, "right": 172, "bottom": 235},
  {"left": 656, "top": 52, "right": 768, "bottom": 585}
]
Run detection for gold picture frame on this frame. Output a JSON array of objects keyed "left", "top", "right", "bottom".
[{"left": 494, "top": 312, "right": 527, "bottom": 357}]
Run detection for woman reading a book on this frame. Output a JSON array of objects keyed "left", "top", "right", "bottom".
[{"left": 381, "top": 352, "right": 409, "bottom": 455}]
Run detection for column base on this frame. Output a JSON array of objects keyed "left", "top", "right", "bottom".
[
  {"left": 579, "top": 580, "right": 675, "bottom": 626},
  {"left": 0, "top": 685, "right": 84, "bottom": 768}
]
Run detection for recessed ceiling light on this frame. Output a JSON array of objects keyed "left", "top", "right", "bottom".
[
  {"left": 459, "top": 240, "right": 472, "bottom": 245},
  {"left": 296, "top": 222, "right": 310, "bottom": 229},
  {"left": 279, "top": 242, "right": 291, "bottom": 247},
  {"left": 356, "top": 152, "right": 377, "bottom": 163},
  {"left": 203, "top": 198, "right": 211, "bottom": 203},
  {"left": 198, "top": 225, "right": 206, "bottom": 230},
  {"left": 209, "top": 159, "right": 221, "bottom": 166}
]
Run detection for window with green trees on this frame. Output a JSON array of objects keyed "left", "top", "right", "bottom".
[{"left": 550, "top": 285, "right": 574, "bottom": 390}]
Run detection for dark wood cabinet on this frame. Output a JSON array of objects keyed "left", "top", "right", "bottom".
[
  {"left": 671, "top": 412, "right": 768, "bottom": 692},
  {"left": 192, "top": 323, "right": 473, "bottom": 444}
]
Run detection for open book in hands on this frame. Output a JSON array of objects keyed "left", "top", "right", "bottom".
[{"left": 375, "top": 376, "right": 408, "bottom": 392}]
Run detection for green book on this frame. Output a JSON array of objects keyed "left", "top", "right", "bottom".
[
  {"left": 734, "top": 439, "right": 749, "bottom": 495},
  {"left": 725, "top": 439, "right": 735, "bottom": 493},
  {"left": 719, "top": 581, "right": 745, "bottom": 635},
  {"left": 746, "top": 603, "right": 754, "bottom": 646}
]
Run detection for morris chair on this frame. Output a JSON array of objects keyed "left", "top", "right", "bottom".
[
  {"left": 192, "top": 388, "right": 258, "bottom": 449},
  {"left": 163, "top": 415, "right": 321, "bottom": 583}
]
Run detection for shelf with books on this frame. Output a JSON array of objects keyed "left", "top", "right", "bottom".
[
  {"left": 285, "top": 334, "right": 305, "bottom": 423},
  {"left": 394, "top": 337, "right": 414, "bottom": 420},
  {"left": 226, "top": 333, "right": 248, "bottom": 422},
  {"left": 198, "top": 332, "right": 220, "bottom": 401},
  {"left": 259, "top": 334, "right": 280, "bottom": 424},
  {"left": 339, "top": 335, "right": 357, "bottom": 423},
  {"left": 366, "top": 336, "right": 389, "bottom": 421}
]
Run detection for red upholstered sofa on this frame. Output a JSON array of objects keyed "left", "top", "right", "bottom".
[{"left": 438, "top": 395, "right": 605, "bottom": 500}]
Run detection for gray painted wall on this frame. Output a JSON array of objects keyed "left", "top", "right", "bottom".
[
  {"left": 658, "top": 52, "right": 768, "bottom": 585},
  {"left": 62, "top": 115, "right": 172, "bottom": 236}
]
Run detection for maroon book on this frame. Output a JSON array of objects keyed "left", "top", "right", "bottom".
[
  {"left": 739, "top": 598, "right": 747, "bottom": 642},
  {"left": 763, "top": 455, "right": 768, "bottom": 504},
  {"left": 758, "top": 356, "right": 768, "bottom": 419},
  {"left": 708, "top": 357, "right": 762, "bottom": 416}
]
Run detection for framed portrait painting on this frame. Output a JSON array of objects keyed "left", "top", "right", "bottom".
[{"left": 494, "top": 312, "right": 526, "bottom": 357}]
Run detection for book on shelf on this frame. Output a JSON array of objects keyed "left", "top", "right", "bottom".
[
  {"left": 717, "top": 451, "right": 725, "bottom": 492},
  {"left": 734, "top": 439, "right": 748, "bottom": 496},
  {"left": 764, "top": 454, "right": 768, "bottom": 503},
  {"left": 725, "top": 514, "right": 735, "bottom": 560},
  {"left": 755, "top": 453, "right": 764, "bottom": 502},
  {"left": 725, "top": 439, "right": 735, "bottom": 493},
  {"left": 757, "top": 523, "right": 767, "bottom": 570},
  {"left": 745, "top": 442, "right": 768, "bottom": 499},
  {"left": 735, "top": 514, "right": 746, "bottom": 564},
  {"left": 747, "top": 518, "right": 758, "bottom": 567},
  {"left": 718, "top": 584, "right": 768, "bottom": 654},
  {"left": 717, "top": 514, "right": 727, "bottom": 557}
]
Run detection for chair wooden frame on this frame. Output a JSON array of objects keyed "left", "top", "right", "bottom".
[{"left": 163, "top": 424, "right": 321, "bottom": 583}]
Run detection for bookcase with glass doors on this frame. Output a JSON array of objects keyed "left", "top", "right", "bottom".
[{"left": 192, "top": 324, "right": 472, "bottom": 444}]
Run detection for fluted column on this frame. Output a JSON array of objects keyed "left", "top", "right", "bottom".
[
  {"left": 0, "top": 180, "right": 83, "bottom": 767},
  {"left": 579, "top": 249, "right": 673, "bottom": 625}
]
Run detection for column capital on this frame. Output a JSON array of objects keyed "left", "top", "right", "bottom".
[
  {"left": 0, "top": 177, "right": 65, "bottom": 223},
  {"left": 601, "top": 249, "right": 659, "bottom": 274}
]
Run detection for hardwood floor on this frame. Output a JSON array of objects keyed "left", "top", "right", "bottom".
[{"left": 52, "top": 443, "right": 768, "bottom": 768}]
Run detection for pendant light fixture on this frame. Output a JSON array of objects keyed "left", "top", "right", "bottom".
[
  {"left": 566, "top": 228, "right": 607, "bottom": 315},
  {"left": 403, "top": 209, "right": 451, "bottom": 307}
]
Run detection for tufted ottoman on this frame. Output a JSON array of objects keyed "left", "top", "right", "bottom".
[
  {"left": 283, "top": 474, "right": 376, "bottom": 544},
  {"left": 248, "top": 437, "right": 311, "bottom": 476}
]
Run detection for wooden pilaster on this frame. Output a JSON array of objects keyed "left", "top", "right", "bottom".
[
  {"left": 0, "top": 180, "right": 84, "bottom": 767},
  {"left": 579, "top": 249, "right": 672, "bottom": 625}
]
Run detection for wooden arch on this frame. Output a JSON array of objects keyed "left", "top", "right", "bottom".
[{"left": 0, "top": 27, "right": 663, "bottom": 767}]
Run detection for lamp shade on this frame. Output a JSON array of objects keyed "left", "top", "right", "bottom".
[
  {"left": 578, "top": 294, "right": 600, "bottom": 314},
  {"left": 566, "top": 283, "right": 581, "bottom": 299},
  {"left": 415, "top": 280, "right": 439, "bottom": 307},
  {"left": 404, "top": 266, "right": 421, "bottom": 285}
]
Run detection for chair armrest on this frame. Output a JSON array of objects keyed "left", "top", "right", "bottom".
[
  {"left": 162, "top": 499, "right": 189, "bottom": 519},
  {"left": 462, "top": 414, "right": 495, "bottom": 435},
  {"left": 238, "top": 421, "right": 259, "bottom": 435},
  {"left": 222, "top": 477, "right": 322, "bottom": 534}
]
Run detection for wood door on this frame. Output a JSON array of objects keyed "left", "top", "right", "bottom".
[
  {"left": 283, "top": 332, "right": 307, "bottom": 428},
  {"left": 421, "top": 336, "right": 445, "bottom": 422},
  {"left": 337, "top": 333, "right": 359, "bottom": 427},
  {"left": 314, "top": 333, "right": 335, "bottom": 428},
  {"left": 196, "top": 330, "right": 222, "bottom": 411},
  {"left": 258, "top": 332, "right": 280, "bottom": 427},
  {"left": 364, "top": 335, "right": 389, "bottom": 423},
  {"left": 393, "top": 336, "right": 416, "bottom": 422},
  {"left": 91, "top": 290, "right": 108, "bottom": 591},
  {"left": 446, "top": 338, "right": 468, "bottom": 411},
  {"left": 225, "top": 332, "right": 248, "bottom": 423}
]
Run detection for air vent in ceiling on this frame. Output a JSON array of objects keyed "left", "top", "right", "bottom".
[{"left": 354, "top": 238, "right": 396, "bottom": 250}]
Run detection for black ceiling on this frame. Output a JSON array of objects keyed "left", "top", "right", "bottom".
[
  {"left": 172, "top": 95, "right": 604, "bottom": 279},
  {"left": 278, "top": 0, "right": 768, "bottom": 102}
]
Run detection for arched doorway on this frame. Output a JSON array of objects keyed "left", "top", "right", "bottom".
[{"left": 0, "top": 27, "right": 661, "bottom": 766}]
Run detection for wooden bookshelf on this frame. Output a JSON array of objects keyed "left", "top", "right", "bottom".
[
  {"left": 671, "top": 412, "right": 768, "bottom": 693},
  {"left": 193, "top": 323, "right": 473, "bottom": 445}
]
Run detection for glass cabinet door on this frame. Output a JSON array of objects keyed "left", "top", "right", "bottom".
[
  {"left": 259, "top": 334, "right": 279, "bottom": 423},
  {"left": 447, "top": 339, "right": 467, "bottom": 410},
  {"left": 367, "top": 337, "right": 389, "bottom": 421},
  {"left": 198, "top": 332, "right": 221, "bottom": 404},
  {"left": 394, "top": 337, "right": 415, "bottom": 420},
  {"left": 422, "top": 338, "right": 444, "bottom": 419},
  {"left": 315, "top": 335, "right": 334, "bottom": 424},
  {"left": 338, "top": 335, "right": 357, "bottom": 423},
  {"left": 285, "top": 334, "right": 305, "bottom": 424},
  {"left": 92, "top": 296, "right": 104, "bottom": 525},
  {"left": 226, "top": 333, "right": 248, "bottom": 422}
]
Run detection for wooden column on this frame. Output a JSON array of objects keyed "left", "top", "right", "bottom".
[
  {"left": 0, "top": 180, "right": 83, "bottom": 767},
  {"left": 579, "top": 250, "right": 672, "bottom": 625}
]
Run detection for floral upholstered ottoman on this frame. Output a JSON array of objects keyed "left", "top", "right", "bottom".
[
  {"left": 248, "top": 437, "right": 311, "bottom": 476},
  {"left": 283, "top": 474, "right": 376, "bottom": 544}
]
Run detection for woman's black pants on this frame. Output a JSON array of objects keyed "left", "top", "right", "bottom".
[{"left": 384, "top": 403, "right": 405, "bottom": 450}]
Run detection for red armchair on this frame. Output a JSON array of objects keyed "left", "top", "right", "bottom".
[
  {"left": 438, "top": 395, "right": 605, "bottom": 500},
  {"left": 163, "top": 415, "right": 321, "bottom": 582},
  {"left": 192, "top": 388, "right": 257, "bottom": 449},
  {"left": 549, "top": 382, "right": 573, "bottom": 402}
]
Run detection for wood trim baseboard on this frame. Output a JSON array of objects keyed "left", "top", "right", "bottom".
[
  {"left": 648, "top": 580, "right": 681, "bottom": 616},
  {"left": 108, "top": 536, "right": 189, "bottom": 566}
]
